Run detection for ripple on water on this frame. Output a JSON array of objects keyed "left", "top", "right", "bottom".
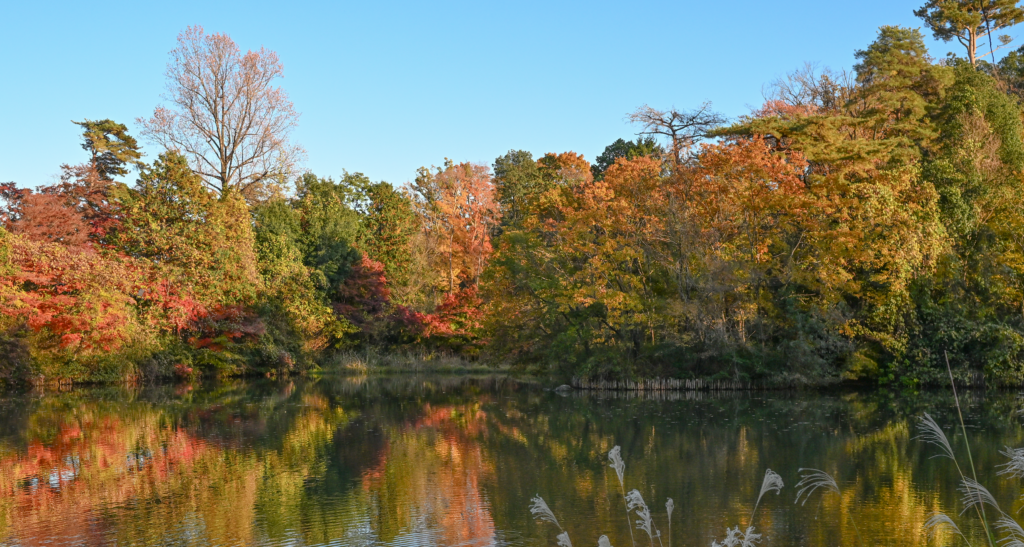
[{"left": 0, "top": 377, "right": 1021, "bottom": 546}]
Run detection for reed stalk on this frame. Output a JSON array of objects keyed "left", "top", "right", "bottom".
[
  {"left": 609, "top": 446, "right": 636, "bottom": 547},
  {"left": 946, "top": 350, "right": 996, "bottom": 547}
]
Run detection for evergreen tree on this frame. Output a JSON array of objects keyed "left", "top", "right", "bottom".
[
  {"left": 72, "top": 119, "right": 143, "bottom": 180},
  {"left": 492, "top": 150, "right": 545, "bottom": 227},
  {"left": 110, "top": 151, "right": 260, "bottom": 304},
  {"left": 915, "top": 0, "right": 1024, "bottom": 65},
  {"left": 996, "top": 44, "right": 1024, "bottom": 95},
  {"left": 853, "top": 26, "right": 948, "bottom": 160},
  {"left": 359, "top": 182, "right": 417, "bottom": 288},
  {"left": 294, "top": 173, "right": 361, "bottom": 292},
  {"left": 591, "top": 136, "right": 663, "bottom": 180}
]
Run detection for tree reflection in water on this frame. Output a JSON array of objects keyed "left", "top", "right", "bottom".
[{"left": 0, "top": 376, "right": 1021, "bottom": 546}]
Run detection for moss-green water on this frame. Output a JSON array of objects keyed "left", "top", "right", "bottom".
[{"left": 0, "top": 376, "right": 1021, "bottom": 546}]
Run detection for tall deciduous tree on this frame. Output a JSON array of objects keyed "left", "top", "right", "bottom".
[
  {"left": 138, "top": 26, "right": 303, "bottom": 200},
  {"left": 628, "top": 103, "right": 726, "bottom": 167},
  {"left": 410, "top": 161, "right": 497, "bottom": 294},
  {"left": 915, "top": 0, "right": 1024, "bottom": 65}
]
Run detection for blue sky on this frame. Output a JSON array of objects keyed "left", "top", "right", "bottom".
[{"left": 0, "top": 1, "right": 963, "bottom": 189}]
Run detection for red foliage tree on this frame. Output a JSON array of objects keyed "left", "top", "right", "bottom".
[
  {"left": 333, "top": 253, "right": 391, "bottom": 338},
  {"left": 1, "top": 163, "right": 118, "bottom": 248},
  {"left": 186, "top": 304, "right": 266, "bottom": 352},
  {"left": 0, "top": 234, "right": 140, "bottom": 352}
]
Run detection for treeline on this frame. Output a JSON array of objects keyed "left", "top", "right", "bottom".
[
  {"left": 5, "top": 5, "right": 1024, "bottom": 387},
  {"left": 0, "top": 142, "right": 494, "bottom": 382}
]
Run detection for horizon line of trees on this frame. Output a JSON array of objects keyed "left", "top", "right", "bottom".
[{"left": 5, "top": 1, "right": 1024, "bottom": 387}]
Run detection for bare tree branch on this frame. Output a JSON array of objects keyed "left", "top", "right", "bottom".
[
  {"left": 138, "top": 26, "right": 304, "bottom": 201},
  {"left": 628, "top": 102, "right": 727, "bottom": 167}
]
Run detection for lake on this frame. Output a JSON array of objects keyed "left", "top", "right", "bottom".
[{"left": 0, "top": 375, "right": 1021, "bottom": 546}]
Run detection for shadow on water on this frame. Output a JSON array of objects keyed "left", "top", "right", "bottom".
[{"left": 0, "top": 375, "right": 1023, "bottom": 546}]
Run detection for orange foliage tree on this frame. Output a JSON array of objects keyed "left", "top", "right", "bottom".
[{"left": 410, "top": 161, "right": 497, "bottom": 295}]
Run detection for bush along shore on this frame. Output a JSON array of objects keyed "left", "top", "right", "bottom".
[{"left": 6, "top": 17, "right": 1024, "bottom": 388}]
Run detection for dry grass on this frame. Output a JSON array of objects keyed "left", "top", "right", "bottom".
[{"left": 319, "top": 348, "right": 497, "bottom": 374}]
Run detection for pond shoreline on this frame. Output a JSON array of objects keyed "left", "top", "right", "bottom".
[{"left": 9, "top": 366, "right": 1018, "bottom": 394}]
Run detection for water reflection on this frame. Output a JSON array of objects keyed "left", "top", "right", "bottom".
[{"left": 0, "top": 377, "right": 1022, "bottom": 546}]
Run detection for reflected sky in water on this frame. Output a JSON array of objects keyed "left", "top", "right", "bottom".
[{"left": 0, "top": 375, "right": 1022, "bottom": 546}]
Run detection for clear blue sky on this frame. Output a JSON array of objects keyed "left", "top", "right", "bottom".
[{"left": 0, "top": 1, "right": 961, "bottom": 189}]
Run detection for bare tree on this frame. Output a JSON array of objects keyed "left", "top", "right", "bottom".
[
  {"left": 628, "top": 102, "right": 726, "bottom": 166},
  {"left": 764, "top": 63, "right": 858, "bottom": 116},
  {"left": 138, "top": 26, "right": 304, "bottom": 199}
]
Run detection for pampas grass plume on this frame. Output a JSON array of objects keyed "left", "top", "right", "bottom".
[{"left": 794, "top": 469, "right": 840, "bottom": 506}]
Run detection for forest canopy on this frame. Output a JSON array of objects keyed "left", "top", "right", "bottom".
[{"left": 5, "top": 6, "right": 1024, "bottom": 388}]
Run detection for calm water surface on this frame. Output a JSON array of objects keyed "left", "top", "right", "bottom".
[{"left": 0, "top": 375, "right": 1022, "bottom": 547}]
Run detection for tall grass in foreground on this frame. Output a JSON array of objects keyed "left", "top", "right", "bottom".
[
  {"left": 528, "top": 358, "right": 1024, "bottom": 546},
  {"left": 919, "top": 352, "right": 1003, "bottom": 547},
  {"left": 531, "top": 450, "right": 785, "bottom": 547}
]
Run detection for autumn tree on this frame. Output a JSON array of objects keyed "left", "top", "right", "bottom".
[
  {"left": 0, "top": 232, "right": 146, "bottom": 358},
  {"left": 915, "top": 0, "right": 1024, "bottom": 65},
  {"left": 138, "top": 26, "right": 303, "bottom": 200},
  {"left": 109, "top": 151, "right": 260, "bottom": 305},
  {"left": 410, "top": 161, "right": 497, "bottom": 295},
  {"left": 662, "top": 138, "right": 812, "bottom": 349},
  {"left": 591, "top": 136, "right": 662, "bottom": 180},
  {"left": 333, "top": 253, "right": 391, "bottom": 341},
  {"left": 531, "top": 152, "right": 593, "bottom": 223},
  {"left": 5, "top": 192, "right": 91, "bottom": 247},
  {"left": 2, "top": 121, "right": 138, "bottom": 247},
  {"left": 536, "top": 151, "right": 592, "bottom": 188}
]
